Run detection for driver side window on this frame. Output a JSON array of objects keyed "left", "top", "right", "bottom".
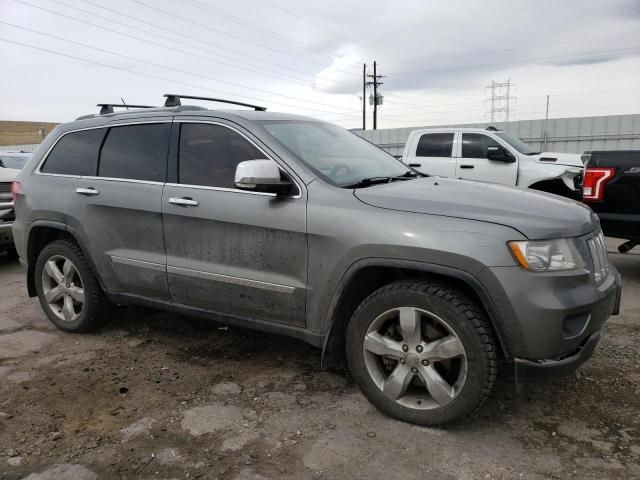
[
  {"left": 461, "top": 134, "right": 502, "bottom": 159},
  {"left": 178, "top": 123, "right": 266, "bottom": 189}
]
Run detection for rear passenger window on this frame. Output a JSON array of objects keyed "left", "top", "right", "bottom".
[
  {"left": 461, "top": 133, "right": 502, "bottom": 159},
  {"left": 416, "top": 133, "right": 454, "bottom": 157},
  {"left": 41, "top": 129, "right": 105, "bottom": 176},
  {"left": 179, "top": 123, "right": 266, "bottom": 189},
  {"left": 98, "top": 124, "right": 169, "bottom": 182}
]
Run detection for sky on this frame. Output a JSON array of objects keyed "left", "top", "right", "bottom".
[{"left": 1, "top": 0, "right": 639, "bottom": 129}]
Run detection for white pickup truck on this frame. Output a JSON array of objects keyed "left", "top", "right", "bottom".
[
  {"left": 0, "top": 152, "right": 30, "bottom": 254},
  {"left": 401, "top": 127, "right": 584, "bottom": 198}
]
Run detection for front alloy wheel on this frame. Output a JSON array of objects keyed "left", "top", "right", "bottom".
[
  {"left": 363, "top": 307, "right": 467, "bottom": 410},
  {"left": 346, "top": 281, "right": 497, "bottom": 426}
]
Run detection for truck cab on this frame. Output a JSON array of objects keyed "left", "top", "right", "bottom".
[{"left": 401, "top": 127, "right": 584, "bottom": 198}]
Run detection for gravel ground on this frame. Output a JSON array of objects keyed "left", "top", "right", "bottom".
[{"left": 0, "top": 243, "right": 638, "bottom": 480}]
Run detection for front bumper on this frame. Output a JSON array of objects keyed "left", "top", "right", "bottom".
[
  {"left": 514, "top": 329, "right": 604, "bottom": 381},
  {"left": 0, "top": 222, "right": 14, "bottom": 248},
  {"left": 479, "top": 261, "right": 621, "bottom": 367}
]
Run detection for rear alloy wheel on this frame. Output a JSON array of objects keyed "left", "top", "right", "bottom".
[
  {"left": 41, "top": 255, "right": 85, "bottom": 323},
  {"left": 346, "top": 281, "right": 497, "bottom": 426},
  {"left": 35, "top": 239, "right": 111, "bottom": 332}
]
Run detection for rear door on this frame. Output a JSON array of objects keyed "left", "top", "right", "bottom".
[
  {"left": 457, "top": 133, "right": 518, "bottom": 185},
  {"left": 405, "top": 132, "right": 456, "bottom": 178},
  {"left": 67, "top": 121, "right": 171, "bottom": 300},
  {"left": 162, "top": 120, "right": 308, "bottom": 326}
]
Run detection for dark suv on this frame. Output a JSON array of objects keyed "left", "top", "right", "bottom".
[{"left": 12, "top": 96, "right": 621, "bottom": 426}]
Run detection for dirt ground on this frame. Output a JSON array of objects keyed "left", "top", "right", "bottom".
[{"left": 0, "top": 244, "right": 638, "bottom": 480}]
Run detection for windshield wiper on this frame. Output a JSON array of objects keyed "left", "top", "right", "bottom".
[
  {"left": 346, "top": 172, "right": 418, "bottom": 188},
  {"left": 346, "top": 177, "right": 394, "bottom": 188}
]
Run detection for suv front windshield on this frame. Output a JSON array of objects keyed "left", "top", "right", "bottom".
[
  {"left": 494, "top": 132, "right": 538, "bottom": 155},
  {"left": 258, "top": 121, "right": 412, "bottom": 187}
]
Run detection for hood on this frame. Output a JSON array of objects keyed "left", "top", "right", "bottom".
[
  {"left": 0, "top": 167, "right": 20, "bottom": 183},
  {"left": 354, "top": 177, "right": 598, "bottom": 239},
  {"left": 530, "top": 151, "right": 584, "bottom": 168}
]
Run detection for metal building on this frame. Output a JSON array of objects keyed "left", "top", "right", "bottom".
[{"left": 355, "top": 114, "right": 640, "bottom": 157}]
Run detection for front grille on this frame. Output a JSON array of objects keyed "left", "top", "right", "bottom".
[
  {"left": 0, "top": 182, "right": 11, "bottom": 202},
  {"left": 587, "top": 231, "right": 608, "bottom": 283}
]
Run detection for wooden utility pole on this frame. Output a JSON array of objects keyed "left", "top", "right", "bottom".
[
  {"left": 366, "top": 61, "right": 384, "bottom": 130},
  {"left": 362, "top": 63, "right": 366, "bottom": 130}
]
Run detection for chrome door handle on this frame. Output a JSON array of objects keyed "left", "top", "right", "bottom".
[
  {"left": 76, "top": 187, "right": 99, "bottom": 196},
  {"left": 169, "top": 197, "right": 199, "bottom": 207}
]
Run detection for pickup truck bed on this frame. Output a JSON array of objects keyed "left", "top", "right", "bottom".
[{"left": 582, "top": 150, "right": 640, "bottom": 250}]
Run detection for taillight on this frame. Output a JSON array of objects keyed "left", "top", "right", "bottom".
[
  {"left": 582, "top": 167, "right": 615, "bottom": 202},
  {"left": 11, "top": 181, "right": 22, "bottom": 204}
]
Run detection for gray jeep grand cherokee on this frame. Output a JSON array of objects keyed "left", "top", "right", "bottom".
[{"left": 12, "top": 95, "right": 621, "bottom": 426}]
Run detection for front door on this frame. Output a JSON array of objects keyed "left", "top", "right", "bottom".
[
  {"left": 67, "top": 122, "right": 171, "bottom": 300},
  {"left": 162, "top": 121, "right": 308, "bottom": 326},
  {"left": 457, "top": 133, "right": 518, "bottom": 185}
]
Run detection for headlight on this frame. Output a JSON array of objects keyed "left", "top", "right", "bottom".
[{"left": 508, "top": 238, "right": 586, "bottom": 272}]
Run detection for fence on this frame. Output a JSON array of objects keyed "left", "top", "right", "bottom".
[{"left": 354, "top": 114, "right": 640, "bottom": 157}]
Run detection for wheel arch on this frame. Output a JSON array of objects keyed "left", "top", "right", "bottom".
[
  {"left": 320, "top": 259, "right": 511, "bottom": 368},
  {"left": 26, "top": 222, "right": 103, "bottom": 297}
]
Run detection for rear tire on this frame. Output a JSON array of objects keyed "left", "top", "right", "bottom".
[
  {"left": 346, "top": 280, "right": 497, "bottom": 426},
  {"left": 34, "top": 239, "right": 111, "bottom": 332}
]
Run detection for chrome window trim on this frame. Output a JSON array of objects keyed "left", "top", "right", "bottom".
[
  {"left": 167, "top": 265, "right": 295, "bottom": 294},
  {"left": 34, "top": 120, "right": 172, "bottom": 177},
  {"left": 111, "top": 255, "right": 166, "bottom": 272},
  {"left": 81, "top": 176, "right": 165, "bottom": 186},
  {"left": 165, "top": 182, "right": 276, "bottom": 197},
  {"left": 173, "top": 119, "right": 304, "bottom": 199}
]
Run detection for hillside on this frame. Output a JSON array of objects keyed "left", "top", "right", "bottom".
[{"left": 0, "top": 121, "right": 59, "bottom": 146}]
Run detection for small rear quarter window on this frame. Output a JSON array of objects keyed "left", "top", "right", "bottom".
[{"left": 41, "top": 129, "right": 105, "bottom": 176}]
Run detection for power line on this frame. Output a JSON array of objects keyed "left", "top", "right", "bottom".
[
  {"left": 19, "top": 0, "right": 313, "bottom": 89},
  {"left": 15, "top": 0, "right": 364, "bottom": 107},
  {"left": 51, "top": 0, "right": 338, "bottom": 88},
  {"left": 382, "top": 31, "right": 640, "bottom": 65},
  {"left": 72, "top": 0, "right": 335, "bottom": 85},
  {"left": 181, "top": 0, "right": 342, "bottom": 62},
  {"left": 129, "top": 0, "right": 339, "bottom": 69},
  {"left": 0, "top": 37, "right": 351, "bottom": 116},
  {"left": 0, "top": 21, "right": 355, "bottom": 114},
  {"left": 256, "top": 0, "right": 352, "bottom": 43},
  {"left": 390, "top": 47, "right": 640, "bottom": 77}
]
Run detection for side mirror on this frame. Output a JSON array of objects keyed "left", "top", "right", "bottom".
[
  {"left": 234, "top": 159, "right": 294, "bottom": 196},
  {"left": 487, "top": 146, "right": 516, "bottom": 163}
]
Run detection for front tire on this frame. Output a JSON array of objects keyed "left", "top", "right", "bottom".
[
  {"left": 346, "top": 281, "right": 497, "bottom": 426},
  {"left": 35, "top": 239, "right": 111, "bottom": 332}
]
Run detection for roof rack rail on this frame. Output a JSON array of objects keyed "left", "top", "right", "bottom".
[
  {"left": 485, "top": 125, "right": 500, "bottom": 131},
  {"left": 163, "top": 94, "right": 266, "bottom": 111},
  {"left": 97, "top": 103, "right": 155, "bottom": 115}
]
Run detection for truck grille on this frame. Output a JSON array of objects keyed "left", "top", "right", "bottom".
[
  {"left": 587, "top": 231, "right": 608, "bottom": 283},
  {"left": 0, "top": 182, "right": 12, "bottom": 202},
  {"left": 0, "top": 182, "right": 11, "bottom": 202}
]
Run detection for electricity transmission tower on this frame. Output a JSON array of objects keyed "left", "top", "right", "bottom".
[{"left": 485, "top": 79, "right": 515, "bottom": 123}]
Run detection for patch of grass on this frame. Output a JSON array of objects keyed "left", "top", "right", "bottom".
[{"left": 0, "top": 121, "right": 58, "bottom": 146}]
